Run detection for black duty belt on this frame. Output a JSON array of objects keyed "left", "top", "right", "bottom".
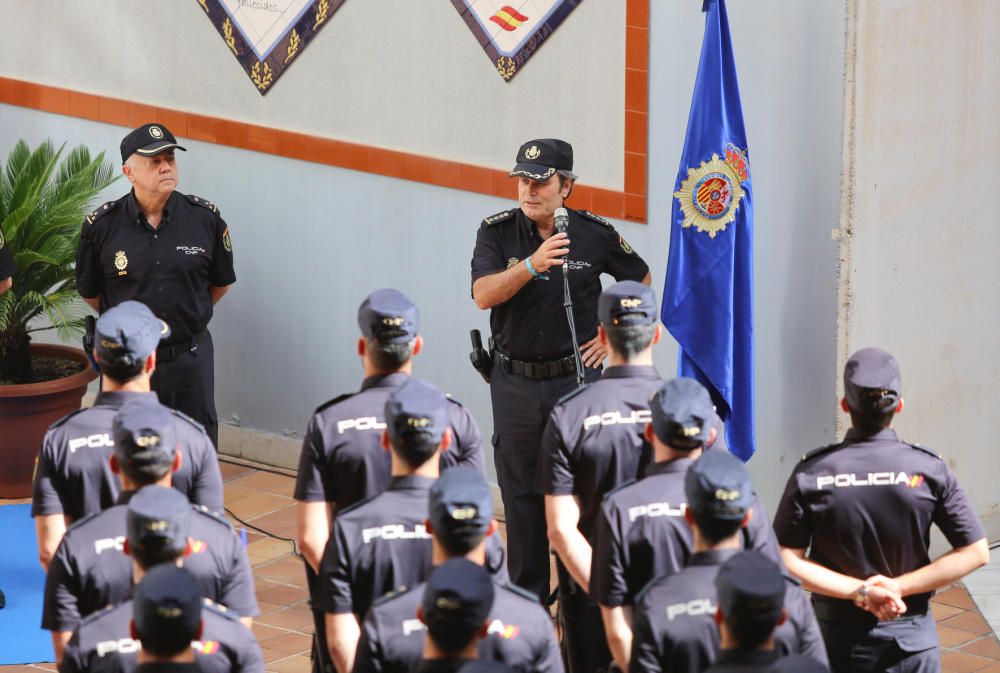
[
  {"left": 157, "top": 330, "right": 207, "bottom": 363},
  {"left": 492, "top": 350, "right": 578, "bottom": 380},
  {"left": 812, "top": 597, "right": 929, "bottom": 625}
]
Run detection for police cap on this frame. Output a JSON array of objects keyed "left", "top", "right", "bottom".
[
  {"left": 422, "top": 558, "right": 494, "bottom": 653},
  {"left": 112, "top": 401, "right": 178, "bottom": 482},
  {"left": 715, "top": 551, "right": 786, "bottom": 629},
  {"left": 127, "top": 486, "right": 191, "bottom": 568},
  {"left": 685, "top": 449, "right": 753, "bottom": 521},
  {"left": 358, "top": 289, "right": 419, "bottom": 344},
  {"left": 844, "top": 347, "right": 901, "bottom": 412},
  {"left": 429, "top": 467, "right": 493, "bottom": 553},
  {"left": 509, "top": 138, "right": 574, "bottom": 182},
  {"left": 598, "top": 280, "right": 657, "bottom": 327},
  {"left": 133, "top": 565, "right": 202, "bottom": 656},
  {"left": 95, "top": 300, "right": 171, "bottom": 366},
  {"left": 120, "top": 123, "right": 187, "bottom": 164},
  {"left": 384, "top": 377, "right": 448, "bottom": 459},
  {"left": 650, "top": 378, "right": 715, "bottom": 448}
]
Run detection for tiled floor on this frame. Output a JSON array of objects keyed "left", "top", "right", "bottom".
[{"left": 2, "top": 457, "right": 999, "bottom": 673}]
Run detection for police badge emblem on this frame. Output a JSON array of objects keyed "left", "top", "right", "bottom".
[
  {"left": 506, "top": 257, "right": 519, "bottom": 269},
  {"left": 673, "top": 145, "right": 749, "bottom": 238},
  {"left": 114, "top": 250, "right": 129, "bottom": 276},
  {"left": 524, "top": 146, "right": 540, "bottom": 161},
  {"left": 223, "top": 227, "right": 232, "bottom": 252},
  {"left": 149, "top": 126, "right": 164, "bottom": 139}
]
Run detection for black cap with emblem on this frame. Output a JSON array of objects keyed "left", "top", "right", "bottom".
[
  {"left": 120, "top": 123, "right": 187, "bottom": 164},
  {"left": 510, "top": 138, "right": 574, "bottom": 181}
]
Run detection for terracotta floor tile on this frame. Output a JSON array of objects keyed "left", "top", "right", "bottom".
[
  {"left": 255, "top": 600, "right": 285, "bottom": 615},
  {"left": 970, "top": 664, "right": 1000, "bottom": 673},
  {"left": 248, "top": 538, "right": 297, "bottom": 563},
  {"left": 224, "top": 483, "right": 260, "bottom": 505},
  {"left": 962, "top": 636, "right": 1000, "bottom": 660},
  {"left": 255, "top": 557, "right": 308, "bottom": 586},
  {"left": 257, "top": 583, "right": 310, "bottom": 606},
  {"left": 266, "top": 654, "right": 313, "bottom": 673},
  {"left": 941, "top": 650, "right": 994, "bottom": 672},
  {"left": 219, "top": 460, "right": 255, "bottom": 482},
  {"left": 942, "top": 625, "right": 981, "bottom": 648},
  {"left": 235, "top": 471, "right": 296, "bottom": 495},
  {"left": 259, "top": 632, "right": 312, "bottom": 657},
  {"left": 255, "top": 606, "right": 316, "bottom": 632},
  {"left": 938, "top": 586, "right": 980, "bottom": 611},
  {"left": 229, "top": 493, "right": 295, "bottom": 520},
  {"left": 935, "top": 602, "right": 969, "bottom": 621},
  {"left": 248, "top": 506, "right": 299, "bottom": 538},
  {"left": 945, "top": 610, "right": 994, "bottom": 636},
  {"left": 0, "top": 667, "right": 42, "bottom": 673},
  {"left": 252, "top": 622, "right": 289, "bottom": 643}
]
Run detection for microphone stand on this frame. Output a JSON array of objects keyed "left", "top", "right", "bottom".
[{"left": 555, "top": 210, "right": 585, "bottom": 387}]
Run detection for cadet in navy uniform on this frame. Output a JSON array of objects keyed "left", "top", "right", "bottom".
[
  {"left": 0, "top": 222, "right": 13, "bottom": 292},
  {"left": 44, "top": 404, "right": 257, "bottom": 662},
  {"left": 75, "top": 123, "right": 236, "bottom": 447},
  {"left": 415, "top": 559, "right": 511, "bottom": 673},
  {"left": 33, "top": 300, "right": 223, "bottom": 570},
  {"left": 629, "top": 451, "right": 827, "bottom": 673},
  {"left": 61, "top": 486, "right": 264, "bottom": 673},
  {"left": 355, "top": 467, "right": 563, "bottom": 673},
  {"left": 703, "top": 553, "right": 829, "bottom": 673},
  {"left": 536, "top": 280, "right": 661, "bottom": 672},
  {"left": 297, "top": 290, "right": 484, "bottom": 673},
  {"left": 774, "top": 348, "right": 988, "bottom": 673},
  {"left": 591, "top": 378, "right": 779, "bottom": 670},
  {"left": 471, "top": 138, "right": 651, "bottom": 600},
  {"left": 129, "top": 565, "right": 203, "bottom": 673}
]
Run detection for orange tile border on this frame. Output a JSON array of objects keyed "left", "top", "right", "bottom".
[{"left": 0, "top": 3, "right": 649, "bottom": 222}]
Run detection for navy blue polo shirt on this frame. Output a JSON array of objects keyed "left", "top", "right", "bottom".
[
  {"left": 629, "top": 550, "right": 828, "bottom": 673},
  {"left": 591, "top": 453, "right": 782, "bottom": 608},
  {"left": 470, "top": 208, "right": 648, "bottom": 361},
  {"left": 703, "top": 650, "right": 829, "bottom": 673},
  {"left": 61, "top": 597, "right": 264, "bottom": 673},
  {"left": 32, "top": 390, "right": 224, "bottom": 521},
  {"left": 42, "top": 493, "right": 258, "bottom": 633},
  {"left": 537, "top": 365, "right": 661, "bottom": 540},
  {"left": 295, "top": 373, "right": 484, "bottom": 508},
  {"left": 355, "top": 578, "right": 563, "bottom": 673},
  {"left": 75, "top": 190, "right": 236, "bottom": 342}
]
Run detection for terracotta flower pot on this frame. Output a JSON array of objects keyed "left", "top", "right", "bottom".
[{"left": 0, "top": 344, "right": 98, "bottom": 498}]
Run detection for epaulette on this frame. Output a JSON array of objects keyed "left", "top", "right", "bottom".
[
  {"left": 634, "top": 575, "right": 665, "bottom": 605},
  {"left": 373, "top": 584, "right": 416, "bottom": 606},
  {"left": 66, "top": 509, "right": 102, "bottom": 532},
  {"left": 186, "top": 194, "right": 219, "bottom": 215},
  {"left": 85, "top": 200, "right": 119, "bottom": 226},
  {"left": 334, "top": 495, "right": 373, "bottom": 517},
  {"left": 78, "top": 603, "right": 116, "bottom": 626},
  {"left": 904, "top": 441, "right": 942, "bottom": 460},
  {"left": 168, "top": 407, "right": 207, "bottom": 433},
  {"left": 782, "top": 572, "right": 803, "bottom": 588},
  {"left": 556, "top": 384, "right": 590, "bottom": 407},
  {"left": 445, "top": 394, "right": 466, "bottom": 408},
  {"left": 799, "top": 441, "right": 845, "bottom": 462},
  {"left": 499, "top": 581, "right": 538, "bottom": 602},
  {"left": 578, "top": 210, "right": 612, "bottom": 228},
  {"left": 47, "top": 406, "right": 90, "bottom": 430},
  {"left": 482, "top": 209, "right": 515, "bottom": 227},
  {"left": 202, "top": 597, "right": 238, "bottom": 620},
  {"left": 603, "top": 478, "right": 638, "bottom": 500},
  {"left": 315, "top": 392, "right": 356, "bottom": 415},
  {"left": 192, "top": 504, "right": 233, "bottom": 530}
]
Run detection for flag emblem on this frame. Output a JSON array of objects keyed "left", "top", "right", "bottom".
[
  {"left": 907, "top": 474, "right": 925, "bottom": 488},
  {"left": 673, "top": 153, "right": 747, "bottom": 238},
  {"left": 193, "top": 640, "right": 220, "bottom": 654},
  {"left": 490, "top": 6, "right": 528, "bottom": 32}
]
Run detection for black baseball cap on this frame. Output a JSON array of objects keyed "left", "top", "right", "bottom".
[
  {"left": 650, "top": 378, "right": 715, "bottom": 448},
  {"left": 685, "top": 449, "right": 753, "bottom": 521},
  {"left": 384, "top": 377, "right": 449, "bottom": 460},
  {"left": 95, "top": 300, "right": 171, "bottom": 366},
  {"left": 357, "top": 289, "right": 419, "bottom": 344},
  {"left": 509, "top": 138, "right": 574, "bottom": 181},
  {"left": 120, "top": 123, "right": 187, "bottom": 164},
  {"left": 429, "top": 467, "right": 493, "bottom": 554},
  {"left": 133, "top": 565, "right": 202, "bottom": 656},
  {"left": 112, "top": 401, "right": 178, "bottom": 482},
  {"left": 127, "top": 486, "right": 191, "bottom": 568},
  {"left": 844, "top": 347, "right": 901, "bottom": 412},
  {"left": 716, "top": 551, "right": 786, "bottom": 629},
  {"left": 422, "top": 558, "right": 494, "bottom": 653},
  {"left": 599, "top": 280, "right": 658, "bottom": 327}
]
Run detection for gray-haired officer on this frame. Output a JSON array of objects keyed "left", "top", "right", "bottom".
[
  {"left": 130, "top": 565, "right": 203, "bottom": 673},
  {"left": 416, "top": 559, "right": 511, "bottom": 673},
  {"left": 43, "top": 403, "right": 257, "bottom": 662},
  {"left": 774, "top": 348, "right": 988, "bottom": 673},
  {"left": 60, "top": 486, "right": 264, "bottom": 673},
  {"left": 591, "top": 378, "right": 779, "bottom": 670},
  {"left": 355, "top": 467, "right": 563, "bottom": 673},
  {"left": 537, "top": 280, "right": 662, "bottom": 672},
  {"left": 297, "top": 289, "right": 484, "bottom": 673},
  {"left": 704, "top": 553, "right": 829, "bottom": 673},
  {"left": 33, "top": 300, "right": 223, "bottom": 571},
  {"left": 471, "top": 139, "right": 651, "bottom": 600},
  {"left": 629, "top": 451, "right": 827, "bottom": 673},
  {"left": 0, "top": 222, "right": 13, "bottom": 293},
  {"left": 75, "top": 123, "right": 236, "bottom": 448}
]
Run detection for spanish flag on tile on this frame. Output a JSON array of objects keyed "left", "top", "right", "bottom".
[{"left": 490, "top": 6, "right": 529, "bottom": 31}]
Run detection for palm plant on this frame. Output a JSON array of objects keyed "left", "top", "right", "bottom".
[{"left": 0, "top": 140, "right": 118, "bottom": 383}]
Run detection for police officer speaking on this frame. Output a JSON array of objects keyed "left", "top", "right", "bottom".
[
  {"left": 471, "top": 138, "right": 651, "bottom": 600},
  {"left": 355, "top": 467, "right": 563, "bottom": 673},
  {"left": 75, "top": 123, "right": 236, "bottom": 447},
  {"left": 33, "top": 300, "right": 223, "bottom": 570},
  {"left": 774, "top": 347, "right": 989, "bottom": 672}
]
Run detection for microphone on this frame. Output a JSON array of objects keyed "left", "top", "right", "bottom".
[{"left": 554, "top": 207, "right": 569, "bottom": 234}]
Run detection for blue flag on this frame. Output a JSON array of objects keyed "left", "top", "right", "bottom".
[{"left": 661, "top": 0, "right": 755, "bottom": 461}]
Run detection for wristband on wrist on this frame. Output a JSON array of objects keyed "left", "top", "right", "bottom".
[{"left": 525, "top": 257, "right": 547, "bottom": 279}]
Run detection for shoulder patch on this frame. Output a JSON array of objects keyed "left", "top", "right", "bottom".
[
  {"left": 315, "top": 392, "right": 356, "bottom": 415},
  {"left": 603, "top": 478, "right": 639, "bottom": 501},
  {"left": 48, "top": 406, "right": 90, "bottom": 429},
  {"left": 85, "top": 199, "right": 119, "bottom": 226},
  {"left": 192, "top": 504, "right": 233, "bottom": 530},
  {"left": 373, "top": 584, "right": 416, "bottom": 606},
  {"left": 904, "top": 442, "right": 942, "bottom": 460},
  {"left": 556, "top": 383, "right": 590, "bottom": 407},
  {"left": 500, "top": 581, "right": 539, "bottom": 602},
  {"left": 186, "top": 194, "right": 219, "bottom": 215},
  {"left": 800, "top": 442, "right": 844, "bottom": 462},
  {"left": 578, "top": 210, "right": 612, "bottom": 228},
  {"left": 482, "top": 209, "right": 515, "bottom": 227},
  {"left": 202, "top": 597, "right": 238, "bottom": 620}
]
